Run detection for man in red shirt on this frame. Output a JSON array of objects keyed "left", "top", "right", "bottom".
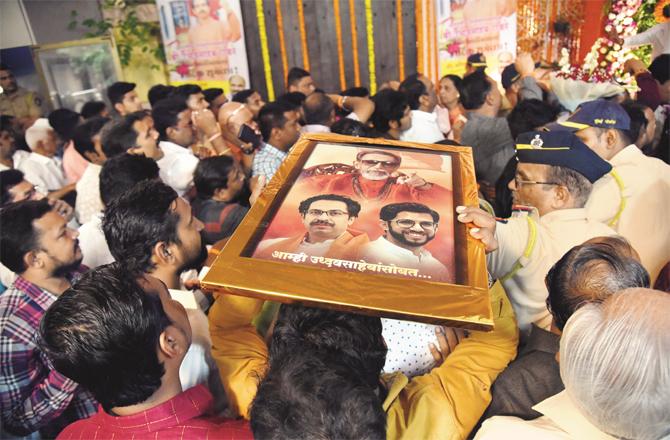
[{"left": 40, "top": 263, "right": 252, "bottom": 440}]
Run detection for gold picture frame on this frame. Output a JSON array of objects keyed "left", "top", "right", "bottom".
[{"left": 201, "top": 133, "right": 492, "bottom": 330}]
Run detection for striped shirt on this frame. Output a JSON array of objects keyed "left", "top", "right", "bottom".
[{"left": 0, "top": 267, "right": 97, "bottom": 437}]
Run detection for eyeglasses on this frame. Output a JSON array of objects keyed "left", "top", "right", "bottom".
[
  {"left": 514, "top": 175, "right": 560, "bottom": 187},
  {"left": 306, "top": 209, "right": 349, "bottom": 217},
  {"left": 393, "top": 219, "right": 437, "bottom": 230},
  {"left": 360, "top": 159, "right": 400, "bottom": 168}
]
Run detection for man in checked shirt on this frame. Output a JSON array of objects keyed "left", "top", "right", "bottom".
[{"left": 0, "top": 200, "right": 96, "bottom": 437}]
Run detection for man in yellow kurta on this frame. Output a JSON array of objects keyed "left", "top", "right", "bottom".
[{"left": 209, "top": 280, "right": 517, "bottom": 439}]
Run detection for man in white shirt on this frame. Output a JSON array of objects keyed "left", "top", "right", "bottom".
[
  {"left": 475, "top": 288, "right": 670, "bottom": 440},
  {"left": 19, "top": 119, "right": 75, "bottom": 199},
  {"left": 151, "top": 97, "right": 200, "bottom": 196},
  {"left": 457, "top": 131, "right": 615, "bottom": 333},
  {"left": 254, "top": 194, "right": 368, "bottom": 260},
  {"left": 72, "top": 117, "right": 109, "bottom": 224},
  {"left": 551, "top": 99, "right": 670, "bottom": 283},
  {"left": 399, "top": 74, "right": 445, "bottom": 143},
  {"left": 78, "top": 153, "right": 159, "bottom": 269},
  {"left": 102, "top": 179, "right": 219, "bottom": 397},
  {"left": 252, "top": 102, "right": 301, "bottom": 181}
]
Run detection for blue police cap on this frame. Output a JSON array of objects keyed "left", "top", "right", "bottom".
[
  {"left": 548, "top": 99, "right": 631, "bottom": 132},
  {"left": 501, "top": 64, "right": 520, "bottom": 90},
  {"left": 515, "top": 130, "right": 612, "bottom": 183}
]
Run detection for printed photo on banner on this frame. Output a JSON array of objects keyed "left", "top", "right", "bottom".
[
  {"left": 437, "top": 0, "right": 517, "bottom": 80},
  {"left": 156, "top": 0, "right": 250, "bottom": 94},
  {"left": 251, "top": 143, "right": 456, "bottom": 283}
]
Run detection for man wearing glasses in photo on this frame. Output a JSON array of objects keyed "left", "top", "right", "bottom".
[
  {"left": 360, "top": 202, "right": 451, "bottom": 282},
  {"left": 456, "top": 131, "right": 616, "bottom": 338},
  {"left": 254, "top": 194, "right": 369, "bottom": 261}
]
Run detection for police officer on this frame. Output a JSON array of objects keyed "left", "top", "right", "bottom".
[
  {"left": 0, "top": 65, "right": 44, "bottom": 128},
  {"left": 456, "top": 130, "right": 615, "bottom": 334},
  {"left": 550, "top": 99, "right": 670, "bottom": 284}
]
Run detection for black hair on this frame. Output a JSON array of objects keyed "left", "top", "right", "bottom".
[
  {"left": 331, "top": 118, "right": 374, "bottom": 137},
  {"left": 202, "top": 88, "right": 224, "bottom": 104},
  {"left": 0, "top": 199, "right": 52, "bottom": 273},
  {"left": 258, "top": 102, "right": 290, "bottom": 142},
  {"left": 620, "top": 100, "right": 650, "bottom": 147},
  {"left": 0, "top": 169, "right": 25, "bottom": 206},
  {"left": 99, "top": 153, "right": 159, "bottom": 206},
  {"left": 232, "top": 89, "right": 255, "bottom": 103},
  {"left": 303, "top": 92, "right": 334, "bottom": 126},
  {"left": 435, "top": 139, "right": 462, "bottom": 146},
  {"left": 441, "top": 74, "right": 464, "bottom": 96},
  {"left": 102, "top": 179, "right": 180, "bottom": 274},
  {"left": 148, "top": 84, "right": 175, "bottom": 106},
  {"left": 107, "top": 81, "right": 136, "bottom": 106},
  {"left": 507, "top": 99, "right": 559, "bottom": 139},
  {"left": 0, "top": 63, "right": 11, "bottom": 71},
  {"left": 48, "top": 109, "right": 80, "bottom": 142},
  {"left": 493, "top": 157, "right": 517, "bottom": 218},
  {"left": 276, "top": 92, "right": 307, "bottom": 111},
  {"left": 193, "top": 155, "right": 236, "bottom": 198},
  {"left": 174, "top": 84, "right": 202, "bottom": 99},
  {"left": 101, "top": 111, "right": 150, "bottom": 158},
  {"left": 80, "top": 101, "right": 107, "bottom": 120},
  {"left": 251, "top": 347, "right": 386, "bottom": 440},
  {"left": 649, "top": 54, "right": 669, "bottom": 85},
  {"left": 379, "top": 202, "right": 439, "bottom": 223},
  {"left": 298, "top": 194, "right": 361, "bottom": 217},
  {"left": 399, "top": 73, "right": 427, "bottom": 110},
  {"left": 39, "top": 263, "right": 171, "bottom": 411},
  {"left": 72, "top": 116, "right": 111, "bottom": 159},
  {"left": 287, "top": 67, "right": 311, "bottom": 88},
  {"left": 269, "top": 304, "right": 387, "bottom": 391},
  {"left": 151, "top": 97, "right": 188, "bottom": 141},
  {"left": 370, "top": 89, "right": 409, "bottom": 133},
  {"left": 545, "top": 237, "right": 650, "bottom": 331},
  {"left": 460, "top": 69, "right": 492, "bottom": 110}
]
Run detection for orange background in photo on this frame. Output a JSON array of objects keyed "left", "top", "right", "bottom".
[{"left": 254, "top": 143, "right": 456, "bottom": 276}]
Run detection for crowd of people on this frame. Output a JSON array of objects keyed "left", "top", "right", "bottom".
[{"left": 0, "top": 38, "right": 669, "bottom": 440}]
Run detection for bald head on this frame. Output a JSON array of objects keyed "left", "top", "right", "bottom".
[
  {"left": 303, "top": 92, "right": 335, "bottom": 126},
  {"left": 546, "top": 235, "right": 650, "bottom": 330},
  {"left": 560, "top": 288, "right": 670, "bottom": 440}
]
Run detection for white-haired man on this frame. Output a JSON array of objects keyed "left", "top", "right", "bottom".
[
  {"left": 18, "top": 118, "right": 74, "bottom": 199},
  {"left": 475, "top": 287, "right": 670, "bottom": 439}
]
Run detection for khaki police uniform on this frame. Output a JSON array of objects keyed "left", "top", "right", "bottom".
[
  {"left": 0, "top": 87, "right": 43, "bottom": 119},
  {"left": 488, "top": 207, "right": 616, "bottom": 332},
  {"left": 586, "top": 144, "right": 670, "bottom": 283}
]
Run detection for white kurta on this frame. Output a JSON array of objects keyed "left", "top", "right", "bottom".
[
  {"left": 157, "top": 141, "right": 199, "bottom": 196},
  {"left": 400, "top": 110, "right": 446, "bottom": 143},
  {"left": 488, "top": 208, "right": 615, "bottom": 332},
  {"left": 17, "top": 152, "right": 66, "bottom": 191},
  {"left": 586, "top": 145, "right": 670, "bottom": 283}
]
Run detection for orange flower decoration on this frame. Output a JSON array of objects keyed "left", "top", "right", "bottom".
[{"left": 655, "top": 0, "right": 670, "bottom": 24}]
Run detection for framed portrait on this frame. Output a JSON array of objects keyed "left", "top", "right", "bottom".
[{"left": 201, "top": 134, "right": 492, "bottom": 330}]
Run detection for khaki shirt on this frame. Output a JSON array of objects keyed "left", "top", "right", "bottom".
[
  {"left": 0, "top": 87, "right": 43, "bottom": 119},
  {"left": 586, "top": 145, "right": 670, "bottom": 284},
  {"left": 488, "top": 208, "right": 615, "bottom": 332}
]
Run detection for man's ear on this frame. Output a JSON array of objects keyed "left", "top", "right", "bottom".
[
  {"left": 213, "top": 187, "right": 231, "bottom": 202},
  {"left": 114, "top": 102, "right": 125, "bottom": 115},
  {"left": 379, "top": 219, "right": 389, "bottom": 232},
  {"left": 270, "top": 126, "right": 281, "bottom": 142},
  {"left": 153, "top": 242, "right": 175, "bottom": 265},
  {"left": 485, "top": 90, "right": 495, "bottom": 106},
  {"left": 83, "top": 151, "right": 100, "bottom": 163},
  {"left": 158, "top": 326, "right": 187, "bottom": 358},
  {"left": 23, "top": 250, "right": 42, "bottom": 270},
  {"left": 419, "top": 94, "right": 430, "bottom": 109},
  {"left": 552, "top": 185, "right": 571, "bottom": 209},
  {"left": 347, "top": 216, "right": 356, "bottom": 226},
  {"left": 605, "top": 129, "right": 618, "bottom": 148},
  {"left": 389, "top": 119, "right": 400, "bottom": 130}
]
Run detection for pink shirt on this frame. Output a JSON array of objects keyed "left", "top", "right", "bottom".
[
  {"left": 57, "top": 385, "right": 253, "bottom": 440},
  {"left": 62, "top": 141, "right": 89, "bottom": 184}
]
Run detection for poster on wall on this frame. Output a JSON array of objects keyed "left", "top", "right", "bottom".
[
  {"left": 437, "top": 0, "right": 517, "bottom": 81},
  {"left": 156, "top": 0, "right": 250, "bottom": 95}
]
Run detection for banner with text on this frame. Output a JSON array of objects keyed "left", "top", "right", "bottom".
[
  {"left": 437, "top": 0, "right": 517, "bottom": 81},
  {"left": 156, "top": 0, "right": 250, "bottom": 95}
]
